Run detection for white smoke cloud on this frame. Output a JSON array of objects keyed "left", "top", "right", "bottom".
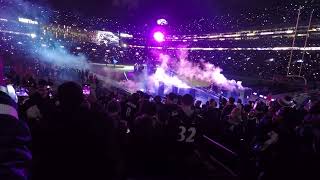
[
  {"left": 1, "top": 0, "right": 89, "bottom": 69},
  {"left": 174, "top": 49, "right": 245, "bottom": 91},
  {"left": 120, "top": 50, "right": 246, "bottom": 94}
]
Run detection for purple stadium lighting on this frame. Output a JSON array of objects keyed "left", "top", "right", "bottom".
[{"left": 153, "top": 31, "right": 165, "bottom": 43}]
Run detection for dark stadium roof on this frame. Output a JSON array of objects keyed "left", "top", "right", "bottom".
[{"left": 30, "top": 0, "right": 318, "bottom": 22}]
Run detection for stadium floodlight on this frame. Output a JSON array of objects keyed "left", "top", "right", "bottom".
[
  {"left": 286, "top": 30, "right": 294, "bottom": 34},
  {"left": 120, "top": 33, "right": 133, "bottom": 38},
  {"left": 30, "top": 33, "right": 37, "bottom": 38},
  {"left": 18, "top": 17, "right": 38, "bottom": 25},
  {"left": 153, "top": 31, "right": 165, "bottom": 43}
]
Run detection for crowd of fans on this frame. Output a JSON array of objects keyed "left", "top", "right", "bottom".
[
  {"left": 0, "top": 58, "right": 320, "bottom": 179},
  {"left": 1, "top": 1, "right": 320, "bottom": 179}
]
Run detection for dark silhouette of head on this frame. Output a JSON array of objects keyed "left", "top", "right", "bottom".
[
  {"left": 138, "top": 100, "right": 157, "bottom": 116},
  {"left": 228, "top": 97, "right": 235, "bottom": 104},
  {"left": 154, "top": 96, "right": 162, "bottom": 104},
  {"left": 58, "top": 82, "right": 83, "bottom": 109},
  {"left": 182, "top": 94, "right": 194, "bottom": 107},
  {"left": 107, "top": 99, "right": 121, "bottom": 115}
]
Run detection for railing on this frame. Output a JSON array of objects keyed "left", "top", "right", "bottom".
[{"left": 202, "top": 135, "right": 240, "bottom": 178}]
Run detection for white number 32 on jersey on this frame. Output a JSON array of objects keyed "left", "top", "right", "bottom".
[{"left": 177, "top": 126, "right": 197, "bottom": 143}]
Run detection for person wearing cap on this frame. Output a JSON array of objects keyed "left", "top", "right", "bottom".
[{"left": 0, "top": 57, "right": 32, "bottom": 180}]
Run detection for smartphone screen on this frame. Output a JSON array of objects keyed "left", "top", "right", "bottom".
[{"left": 82, "top": 84, "right": 91, "bottom": 95}]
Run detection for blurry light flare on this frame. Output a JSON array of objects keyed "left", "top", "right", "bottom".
[
  {"left": 18, "top": 17, "right": 38, "bottom": 25},
  {"left": 30, "top": 33, "right": 37, "bottom": 38},
  {"left": 76, "top": 47, "right": 81, "bottom": 50},
  {"left": 246, "top": 33, "right": 256, "bottom": 36},
  {"left": 297, "top": 59, "right": 304, "bottom": 63},
  {"left": 153, "top": 31, "right": 165, "bottom": 42},
  {"left": 260, "top": 32, "right": 274, "bottom": 35},
  {"left": 120, "top": 33, "right": 133, "bottom": 38},
  {"left": 286, "top": 30, "right": 294, "bottom": 34}
]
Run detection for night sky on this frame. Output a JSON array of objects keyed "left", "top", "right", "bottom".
[{"left": 31, "top": 0, "right": 314, "bottom": 22}]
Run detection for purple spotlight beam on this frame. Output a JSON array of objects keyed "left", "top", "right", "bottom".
[{"left": 154, "top": 31, "right": 165, "bottom": 43}]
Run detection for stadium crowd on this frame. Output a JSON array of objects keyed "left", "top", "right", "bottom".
[
  {"left": 1, "top": 1, "right": 320, "bottom": 179},
  {"left": 0, "top": 57, "right": 319, "bottom": 180},
  {"left": 1, "top": 0, "right": 320, "bottom": 82}
]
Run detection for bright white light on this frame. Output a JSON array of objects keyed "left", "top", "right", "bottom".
[
  {"left": 154, "top": 31, "right": 165, "bottom": 42},
  {"left": 286, "top": 30, "right": 294, "bottom": 34},
  {"left": 60, "top": 45, "right": 64, "bottom": 48},
  {"left": 17, "top": 42, "right": 22, "bottom": 45},
  {"left": 0, "top": 18, "right": 8, "bottom": 22},
  {"left": 268, "top": 58, "right": 275, "bottom": 62},
  {"left": 76, "top": 47, "right": 81, "bottom": 50},
  {"left": 224, "top": 34, "right": 241, "bottom": 38},
  {"left": 259, "top": 95, "right": 264, "bottom": 98},
  {"left": 157, "top": 18, "right": 168, "bottom": 25},
  {"left": 297, "top": 59, "right": 304, "bottom": 63},
  {"left": 122, "top": 43, "right": 128, "bottom": 48},
  {"left": 92, "top": 48, "right": 96, "bottom": 51},
  {"left": 30, "top": 33, "right": 37, "bottom": 38},
  {"left": 227, "top": 57, "right": 232, "bottom": 60},
  {"left": 18, "top": 17, "right": 38, "bottom": 25},
  {"left": 247, "top": 32, "right": 256, "bottom": 36},
  {"left": 253, "top": 92, "right": 257, "bottom": 95},
  {"left": 120, "top": 33, "right": 133, "bottom": 38},
  {"left": 260, "top": 32, "right": 274, "bottom": 35},
  {"left": 41, "top": 44, "right": 47, "bottom": 47}
]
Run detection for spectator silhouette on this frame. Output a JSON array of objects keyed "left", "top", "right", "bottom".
[{"left": 33, "top": 82, "right": 116, "bottom": 180}]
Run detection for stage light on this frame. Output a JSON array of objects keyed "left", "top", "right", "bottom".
[{"left": 154, "top": 31, "right": 165, "bottom": 42}]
